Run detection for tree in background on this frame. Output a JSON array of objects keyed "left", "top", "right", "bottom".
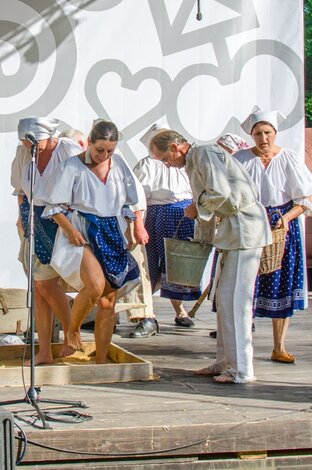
[{"left": 305, "top": 0, "right": 312, "bottom": 126}]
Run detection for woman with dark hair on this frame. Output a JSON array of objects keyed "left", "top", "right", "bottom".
[
  {"left": 235, "top": 109, "right": 312, "bottom": 363},
  {"left": 41, "top": 119, "right": 141, "bottom": 363}
]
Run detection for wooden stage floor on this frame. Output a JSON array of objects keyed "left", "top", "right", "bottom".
[{"left": 3, "top": 296, "right": 312, "bottom": 469}]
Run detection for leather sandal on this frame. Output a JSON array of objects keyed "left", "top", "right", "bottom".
[{"left": 271, "top": 350, "right": 296, "bottom": 363}]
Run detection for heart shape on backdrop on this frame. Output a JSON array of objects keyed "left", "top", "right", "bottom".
[
  {"left": 85, "top": 59, "right": 172, "bottom": 164},
  {"left": 85, "top": 39, "right": 302, "bottom": 161}
]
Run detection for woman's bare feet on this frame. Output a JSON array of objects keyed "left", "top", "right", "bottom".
[
  {"left": 59, "top": 344, "right": 76, "bottom": 358},
  {"left": 67, "top": 330, "right": 85, "bottom": 352},
  {"left": 213, "top": 374, "right": 235, "bottom": 383},
  {"left": 24, "top": 353, "right": 54, "bottom": 367}
]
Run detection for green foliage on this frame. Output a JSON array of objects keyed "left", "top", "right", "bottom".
[
  {"left": 306, "top": 92, "right": 312, "bottom": 123},
  {"left": 305, "top": 0, "right": 312, "bottom": 58},
  {"left": 305, "top": 0, "right": 312, "bottom": 126}
]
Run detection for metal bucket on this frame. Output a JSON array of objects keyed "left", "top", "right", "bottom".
[{"left": 164, "top": 218, "right": 213, "bottom": 287}]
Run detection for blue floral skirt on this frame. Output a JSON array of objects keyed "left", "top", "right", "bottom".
[
  {"left": 145, "top": 200, "right": 201, "bottom": 300},
  {"left": 253, "top": 201, "right": 304, "bottom": 319},
  {"left": 20, "top": 196, "right": 58, "bottom": 264},
  {"left": 81, "top": 212, "right": 140, "bottom": 290}
]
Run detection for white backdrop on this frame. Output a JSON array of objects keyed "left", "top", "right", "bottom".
[{"left": 0, "top": 0, "right": 304, "bottom": 288}]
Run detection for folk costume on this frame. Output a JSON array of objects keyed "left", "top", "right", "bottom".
[
  {"left": 11, "top": 118, "right": 81, "bottom": 280},
  {"left": 186, "top": 143, "right": 272, "bottom": 383},
  {"left": 235, "top": 147, "right": 312, "bottom": 318},
  {"left": 134, "top": 154, "right": 201, "bottom": 301},
  {"left": 41, "top": 152, "right": 141, "bottom": 296}
]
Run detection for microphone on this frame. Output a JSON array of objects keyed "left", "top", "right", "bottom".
[
  {"left": 25, "top": 132, "right": 38, "bottom": 145},
  {"left": 196, "top": 0, "right": 202, "bottom": 20}
]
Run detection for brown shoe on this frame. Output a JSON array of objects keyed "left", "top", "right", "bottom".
[{"left": 271, "top": 350, "right": 296, "bottom": 363}]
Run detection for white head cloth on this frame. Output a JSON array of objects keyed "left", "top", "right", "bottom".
[
  {"left": 241, "top": 108, "right": 286, "bottom": 134},
  {"left": 18, "top": 117, "right": 59, "bottom": 141},
  {"left": 217, "top": 133, "right": 250, "bottom": 153},
  {"left": 140, "top": 123, "right": 167, "bottom": 149}
]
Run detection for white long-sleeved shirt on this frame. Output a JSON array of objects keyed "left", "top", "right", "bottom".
[
  {"left": 133, "top": 156, "right": 192, "bottom": 205},
  {"left": 234, "top": 148, "right": 312, "bottom": 210},
  {"left": 11, "top": 138, "right": 82, "bottom": 205},
  {"left": 41, "top": 152, "right": 139, "bottom": 219}
]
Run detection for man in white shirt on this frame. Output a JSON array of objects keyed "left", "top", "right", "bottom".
[{"left": 149, "top": 130, "right": 272, "bottom": 384}]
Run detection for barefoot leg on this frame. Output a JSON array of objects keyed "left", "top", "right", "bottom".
[
  {"left": 24, "top": 283, "right": 54, "bottom": 366},
  {"left": 68, "top": 246, "right": 106, "bottom": 351},
  {"left": 95, "top": 289, "right": 117, "bottom": 364},
  {"left": 37, "top": 277, "right": 74, "bottom": 357}
]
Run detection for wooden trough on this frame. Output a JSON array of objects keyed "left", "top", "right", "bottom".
[
  {"left": 0, "top": 287, "right": 152, "bottom": 387},
  {"left": 0, "top": 341, "right": 153, "bottom": 387}
]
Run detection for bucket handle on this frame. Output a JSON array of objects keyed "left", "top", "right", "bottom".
[{"left": 172, "top": 216, "right": 187, "bottom": 240}]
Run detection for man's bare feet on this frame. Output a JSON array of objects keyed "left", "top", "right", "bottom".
[
  {"left": 67, "top": 330, "right": 85, "bottom": 353},
  {"left": 24, "top": 353, "right": 54, "bottom": 367},
  {"left": 213, "top": 374, "right": 235, "bottom": 383},
  {"left": 194, "top": 365, "right": 221, "bottom": 376}
]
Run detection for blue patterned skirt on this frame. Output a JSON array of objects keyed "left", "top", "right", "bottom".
[
  {"left": 253, "top": 200, "right": 304, "bottom": 319},
  {"left": 80, "top": 213, "right": 140, "bottom": 290},
  {"left": 145, "top": 200, "right": 201, "bottom": 300},
  {"left": 20, "top": 196, "right": 58, "bottom": 264}
]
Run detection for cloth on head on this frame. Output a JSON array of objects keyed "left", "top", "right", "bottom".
[
  {"left": 241, "top": 109, "right": 286, "bottom": 134},
  {"left": 18, "top": 117, "right": 59, "bottom": 141},
  {"left": 140, "top": 123, "right": 166, "bottom": 149},
  {"left": 217, "top": 133, "right": 250, "bottom": 153}
]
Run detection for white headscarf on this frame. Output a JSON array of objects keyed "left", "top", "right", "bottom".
[
  {"left": 241, "top": 108, "right": 286, "bottom": 134},
  {"left": 217, "top": 133, "right": 250, "bottom": 153},
  {"left": 140, "top": 123, "right": 166, "bottom": 149},
  {"left": 18, "top": 117, "right": 59, "bottom": 141}
]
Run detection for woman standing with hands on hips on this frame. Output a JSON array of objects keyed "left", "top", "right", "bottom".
[
  {"left": 235, "top": 109, "right": 312, "bottom": 363},
  {"left": 41, "top": 120, "right": 141, "bottom": 363}
]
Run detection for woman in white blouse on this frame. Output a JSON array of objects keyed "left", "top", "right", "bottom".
[
  {"left": 11, "top": 117, "right": 82, "bottom": 366},
  {"left": 133, "top": 125, "right": 201, "bottom": 332},
  {"left": 235, "top": 109, "right": 312, "bottom": 363},
  {"left": 41, "top": 120, "right": 142, "bottom": 363}
]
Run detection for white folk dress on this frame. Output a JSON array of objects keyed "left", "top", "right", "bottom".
[
  {"left": 41, "top": 153, "right": 140, "bottom": 295},
  {"left": 133, "top": 156, "right": 202, "bottom": 301},
  {"left": 11, "top": 138, "right": 81, "bottom": 279},
  {"left": 234, "top": 147, "right": 312, "bottom": 319}
]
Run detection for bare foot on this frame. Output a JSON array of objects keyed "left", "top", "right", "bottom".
[
  {"left": 67, "top": 330, "right": 85, "bottom": 353},
  {"left": 194, "top": 365, "right": 220, "bottom": 376},
  {"left": 58, "top": 344, "right": 76, "bottom": 358},
  {"left": 24, "top": 353, "right": 54, "bottom": 367},
  {"left": 213, "top": 374, "right": 235, "bottom": 383}
]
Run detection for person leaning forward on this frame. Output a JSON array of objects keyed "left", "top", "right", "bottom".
[{"left": 149, "top": 130, "right": 272, "bottom": 384}]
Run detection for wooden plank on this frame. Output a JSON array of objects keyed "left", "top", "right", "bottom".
[
  {"left": 18, "top": 419, "right": 312, "bottom": 464},
  {"left": 0, "top": 308, "right": 28, "bottom": 334},
  {"left": 0, "top": 288, "right": 28, "bottom": 334}
]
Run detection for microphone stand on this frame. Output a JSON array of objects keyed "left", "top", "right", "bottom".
[
  {"left": 196, "top": 0, "right": 202, "bottom": 21},
  {"left": 0, "top": 141, "right": 86, "bottom": 429}
]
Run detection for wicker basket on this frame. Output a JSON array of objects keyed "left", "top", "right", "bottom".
[{"left": 258, "top": 210, "right": 287, "bottom": 275}]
